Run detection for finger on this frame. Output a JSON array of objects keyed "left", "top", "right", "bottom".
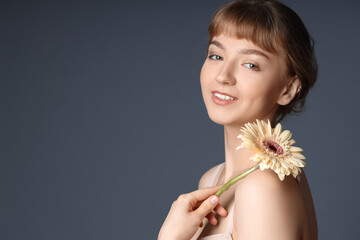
[
  {"left": 193, "top": 195, "right": 219, "bottom": 219},
  {"left": 189, "top": 185, "right": 224, "bottom": 202},
  {"left": 199, "top": 222, "right": 203, "bottom": 228},
  {"left": 214, "top": 204, "right": 228, "bottom": 217},
  {"left": 206, "top": 212, "right": 218, "bottom": 226}
]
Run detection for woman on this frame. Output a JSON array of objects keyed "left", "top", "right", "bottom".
[{"left": 159, "top": 0, "right": 318, "bottom": 239}]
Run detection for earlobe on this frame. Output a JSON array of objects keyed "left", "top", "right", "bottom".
[{"left": 277, "top": 76, "right": 301, "bottom": 106}]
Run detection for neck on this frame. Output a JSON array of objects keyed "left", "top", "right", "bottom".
[{"left": 222, "top": 124, "right": 256, "bottom": 183}]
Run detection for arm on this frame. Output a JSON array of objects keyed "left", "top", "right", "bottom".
[{"left": 233, "top": 169, "right": 302, "bottom": 240}]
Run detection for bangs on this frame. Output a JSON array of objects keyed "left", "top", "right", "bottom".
[{"left": 208, "top": 2, "right": 286, "bottom": 56}]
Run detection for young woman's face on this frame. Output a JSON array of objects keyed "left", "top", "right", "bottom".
[{"left": 200, "top": 33, "right": 288, "bottom": 126}]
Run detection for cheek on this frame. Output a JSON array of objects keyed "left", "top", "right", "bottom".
[
  {"left": 240, "top": 76, "right": 281, "bottom": 107},
  {"left": 200, "top": 63, "right": 212, "bottom": 93}
]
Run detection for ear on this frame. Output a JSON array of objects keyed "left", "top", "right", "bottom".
[{"left": 277, "top": 76, "right": 302, "bottom": 106}]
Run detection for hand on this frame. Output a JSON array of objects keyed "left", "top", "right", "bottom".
[{"left": 158, "top": 185, "right": 228, "bottom": 240}]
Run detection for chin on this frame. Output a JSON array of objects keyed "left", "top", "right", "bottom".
[
  {"left": 206, "top": 107, "right": 261, "bottom": 127},
  {"left": 206, "top": 111, "right": 239, "bottom": 126}
]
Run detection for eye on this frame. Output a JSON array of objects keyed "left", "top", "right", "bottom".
[
  {"left": 208, "top": 54, "right": 223, "bottom": 61},
  {"left": 244, "top": 63, "right": 259, "bottom": 70}
]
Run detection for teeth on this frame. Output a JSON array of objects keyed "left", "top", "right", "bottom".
[{"left": 214, "top": 92, "right": 235, "bottom": 100}]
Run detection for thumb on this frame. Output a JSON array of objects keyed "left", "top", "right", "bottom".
[{"left": 194, "top": 195, "right": 219, "bottom": 219}]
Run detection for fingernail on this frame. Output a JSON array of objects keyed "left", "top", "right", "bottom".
[{"left": 210, "top": 196, "right": 218, "bottom": 205}]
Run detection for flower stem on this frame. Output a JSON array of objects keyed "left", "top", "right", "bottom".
[{"left": 215, "top": 163, "right": 260, "bottom": 197}]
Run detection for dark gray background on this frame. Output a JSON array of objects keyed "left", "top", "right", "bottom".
[{"left": 1, "top": 0, "right": 359, "bottom": 239}]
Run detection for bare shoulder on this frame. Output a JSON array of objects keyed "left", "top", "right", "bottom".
[
  {"left": 235, "top": 167, "right": 301, "bottom": 197},
  {"left": 233, "top": 168, "right": 304, "bottom": 239},
  {"left": 198, "top": 163, "right": 223, "bottom": 189}
]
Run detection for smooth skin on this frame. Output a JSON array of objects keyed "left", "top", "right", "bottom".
[
  {"left": 158, "top": 185, "right": 229, "bottom": 240},
  {"left": 158, "top": 33, "right": 317, "bottom": 240},
  {"left": 194, "top": 33, "right": 317, "bottom": 239}
]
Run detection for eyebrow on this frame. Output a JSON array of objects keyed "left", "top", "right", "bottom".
[{"left": 209, "top": 40, "right": 270, "bottom": 60}]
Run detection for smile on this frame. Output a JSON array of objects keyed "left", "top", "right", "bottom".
[
  {"left": 213, "top": 92, "right": 235, "bottom": 100},
  {"left": 211, "top": 91, "right": 237, "bottom": 105}
]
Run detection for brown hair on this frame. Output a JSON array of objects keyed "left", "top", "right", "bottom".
[{"left": 207, "top": 0, "right": 318, "bottom": 125}]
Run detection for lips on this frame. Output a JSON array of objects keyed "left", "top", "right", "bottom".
[
  {"left": 211, "top": 90, "right": 237, "bottom": 106},
  {"left": 211, "top": 90, "right": 237, "bottom": 99}
]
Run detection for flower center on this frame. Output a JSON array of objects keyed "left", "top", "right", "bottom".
[{"left": 263, "top": 140, "right": 284, "bottom": 155}]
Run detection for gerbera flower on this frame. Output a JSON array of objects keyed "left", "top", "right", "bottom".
[
  {"left": 215, "top": 119, "right": 306, "bottom": 197},
  {"left": 236, "top": 119, "right": 305, "bottom": 181}
]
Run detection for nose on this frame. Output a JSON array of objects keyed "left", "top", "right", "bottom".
[{"left": 215, "top": 60, "right": 236, "bottom": 85}]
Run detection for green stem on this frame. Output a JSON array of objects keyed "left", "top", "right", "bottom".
[{"left": 215, "top": 163, "right": 260, "bottom": 197}]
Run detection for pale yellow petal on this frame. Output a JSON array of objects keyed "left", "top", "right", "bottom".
[
  {"left": 242, "top": 132, "right": 257, "bottom": 143},
  {"left": 293, "top": 158, "right": 306, "bottom": 167},
  {"left": 260, "top": 119, "right": 266, "bottom": 127},
  {"left": 237, "top": 134, "right": 246, "bottom": 142},
  {"left": 275, "top": 160, "right": 281, "bottom": 169},
  {"left": 292, "top": 152, "right": 306, "bottom": 160},
  {"left": 288, "top": 139, "right": 296, "bottom": 145},
  {"left": 287, "top": 157, "right": 305, "bottom": 167},
  {"left": 272, "top": 166, "right": 280, "bottom": 174},
  {"left": 266, "top": 119, "right": 273, "bottom": 136},
  {"left": 248, "top": 123, "right": 260, "bottom": 138},
  {"left": 242, "top": 141, "right": 259, "bottom": 152},
  {"left": 246, "top": 128, "right": 258, "bottom": 139},
  {"left": 269, "top": 160, "right": 276, "bottom": 169},
  {"left": 290, "top": 146, "right": 303, "bottom": 152},
  {"left": 279, "top": 130, "right": 292, "bottom": 142},
  {"left": 274, "top": 123, "right": 282, "bottom": 136},
  {"left": 251, "top": 154, "right": 263, "bottom": 163},
  {"left": 256, "top": 119, "right": 266, "bottom": 137},
  {"left": 261, "top": 155, "right": 271, "bottom": 164},
  {"left": 236, "top": 145, "right": 243, "bottom": 150},
  {"left": 278, "top": 173, "right": 285, "bottom": 181},
  {"left": 259, "top": 163, "right": 267, "bottom": 170},
  {"left": 280, "top": 159, "right": 292, "bottom": 169},
  {"left": 292, "top": 167, "right": 299, "bottom": 176},
  {"left": 244, "top": 124, "right": 258, "bottom": 138}
]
